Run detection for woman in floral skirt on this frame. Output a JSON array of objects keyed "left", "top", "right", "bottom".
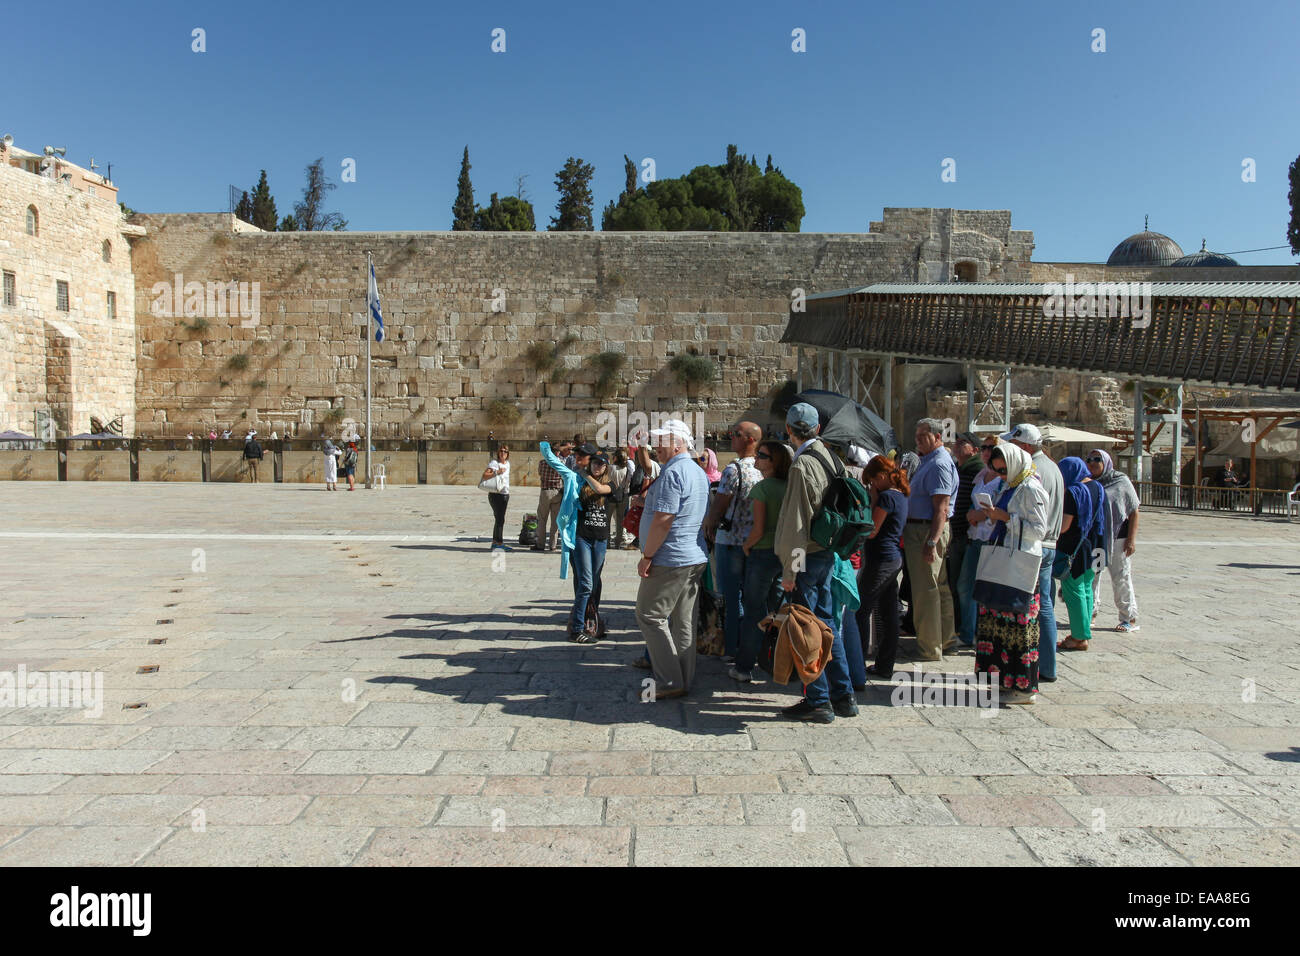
[{"left": 973, "top": 443, "right": 1050, "bottom": 704}]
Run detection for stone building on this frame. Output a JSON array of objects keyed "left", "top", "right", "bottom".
[{"left": 0, "top": 136, "right": 140, "bottom": 438}]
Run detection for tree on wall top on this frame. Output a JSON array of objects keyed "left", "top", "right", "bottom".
[
  {"left": 550, "top": 157, "right": 596, "bottom": 231},
  {"left": 474, "top": 192, "right": 536, "bottom": 231},
  {"left": 292, "top": 158, "right": 347, "bottom": 231},
  {"left": 235, "top": 191, "right": 254, "bottom": 224},
  {"left": 453, "top": 147, "right": 475, "bottom": 231},
  {"left": 251, "top": 170, "right": 279, "bottom": 231}
]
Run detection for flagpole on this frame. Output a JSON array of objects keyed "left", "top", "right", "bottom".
[{"left": 365, "top": 251, "right": 373, "bottom": 490}]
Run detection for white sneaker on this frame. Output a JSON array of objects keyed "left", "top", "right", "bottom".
[
  {"left": 1002, "top": 689, "right": 1037, "bottom": 706},
  {"left": 727, "top": 666, "right": 754, "bottom": 683},
  {"left": 1115, "top": 621, "right": 1140, "bottom": 633}
]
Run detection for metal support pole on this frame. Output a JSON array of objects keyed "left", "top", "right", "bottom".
[
  {"left": 1002, "top": 367, "right": 1012, "bottom": 433},
  {"left": 795, "top": 347, "right": 803, "bottom": 393},
  {"left": 883, "top": 355, "right": 894, "bottom": 439},
  {"left": 1132, "top": 381, "right": 1144, "bottom": 483},
  {"left": 1171, "top": 384, "right": 1183, "bottom": 507},
  {"left": 365, "top": 253, "right": 373, "bottom": 490},
  {"left": 965, "top": 363, "right": 975, "bottom": 434}
]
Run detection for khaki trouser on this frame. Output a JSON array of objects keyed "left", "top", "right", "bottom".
[
  {"left": 902, "top": 522, "right": 955, "bottom": 658},
  {"left": 536, "top": 487, "right": 562, "bottom": 548},
  {"left": 636, "top": 562, "right": 705, "bottom": 694},
  {"left": 246, "top": 459, "right": 259, "bottom": 483}
]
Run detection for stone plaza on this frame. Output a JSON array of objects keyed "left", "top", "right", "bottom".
[{"left": 1, "top": 481, "right": 1298, "bottom": 866}]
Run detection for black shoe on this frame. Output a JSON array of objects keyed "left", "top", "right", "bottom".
[
  {"left": 1039, "top": 674, "right": 1058, "bottom": 683},
  {"left": 529, "top": 546, "right": 545, "bottom": 552},
  {"left": 865, "top": 664, "right": 893, "bottom": 680},
  {"left": 831, "top": 695, "right": 859, "bottom": 718},
  {"left": 781, "top": 699, "right": 835, "bottom": 723}
]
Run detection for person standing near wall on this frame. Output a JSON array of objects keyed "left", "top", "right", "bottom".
[
  {"left": 243, "top": 432, "right": 263, "bottom": 483},
  {"left": 901, "top": 419, "right": 959, "bottom": 662},
  {"left": 482, "top": 444, "right": 511, "bottom": 550},
  {"left": 535, "top": 441, "right": 567, "bottom": 552}
]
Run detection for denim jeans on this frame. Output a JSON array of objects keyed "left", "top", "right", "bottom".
[
  {"left": 570, "top": 536, "right": 607, "bottom": 634},
  {"left": 714, "top": 543, "right": 746, "bottom": 658},
  {"left": 955, "top": 539, "right": 983, "bottom": 644},
  {"left": 794, "top": 549, "right": 854, "bottom": 707},
  {"left": 1037, "top": 547, "right": 1058, "bottom": 678},
  {"left": 737, "top": 547, "right": 783, "bottom": 672},
  {"left": 947, "top": 532, "right": 968, "bottom": 640},
  {"left": 840, "top": 603, "right": 866, "bottom": 688}
]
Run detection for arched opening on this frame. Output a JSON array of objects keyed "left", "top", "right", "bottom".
[
  {"left": 954, "top": 261, "right": 977, "bottom": 282},
  {"left": 102, "top": 240, "right": 112, "bottom": 263},
  {"left": 26, "top": 206, "right": 38, "bottom": 236}
]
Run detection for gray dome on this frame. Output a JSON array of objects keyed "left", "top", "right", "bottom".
[
  {"left": 1107, "top": 220, "right": 1184, "bottom": 267},
  {"left": 1171, "top": 239, "right": 1239, "bottom": 268}
]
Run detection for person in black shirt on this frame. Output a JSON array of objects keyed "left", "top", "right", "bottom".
[
  {"left": 569, "top": 453, "right": 621, "bottom": 644},
  {"left": 856, "top": 455, "right": 911, "bottom": 679},
  {"left": 946, "top": 433, "right": 983, "bottom": 646}
]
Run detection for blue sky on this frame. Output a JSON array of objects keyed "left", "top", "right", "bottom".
[{"left": 7, "top": 0, "right": 1298, "bottom": 263}]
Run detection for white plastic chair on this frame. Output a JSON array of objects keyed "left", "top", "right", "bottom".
[
  {"left": 373, "top": 464, "right": 386, "bottom": 490},
  {"left": 1287, "top": 482, "right": 1300, "bottom": 521}
]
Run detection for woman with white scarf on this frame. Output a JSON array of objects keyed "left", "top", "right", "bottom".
[
  {"left": 322, "top": 438, "right": 340, "bottom": 491},
  {"left": 1086, "top": 449, "right": 1141, "bottom": 633},
  {"left": 973, "top": 442, "right": 1049, "bottom": 704}
]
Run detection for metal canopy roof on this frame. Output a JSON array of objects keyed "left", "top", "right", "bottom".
[{"left": 817, "top": 281, "right": 1300, "bottom": 298}]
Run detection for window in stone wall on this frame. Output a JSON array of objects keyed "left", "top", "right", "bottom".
[
  {"left": 107, "top": 290, "right": 116, "bottom": 320},
  {"left": 3, "top": 271, "right": 14, "bottom": 307},
  {"left": 102, "top": 240, "right": 112, "bottom": 262},
  {"left": 56, "top": 280, "right": 69, "bottom": 312},
  {"left": 26, "top": 206, "right": 38, "bottom": 236}
]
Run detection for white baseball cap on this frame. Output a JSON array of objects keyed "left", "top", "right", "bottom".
[
  {"left": 649, "top": 419, "right": 695, "bottom": 445},
  {"left": 1001, "top": 423, "right": 1043, "bottom": 446}
]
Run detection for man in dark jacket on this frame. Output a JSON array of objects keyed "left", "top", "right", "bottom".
[{"left": 242, "top": 433, "right": 264, "bottom": 483}]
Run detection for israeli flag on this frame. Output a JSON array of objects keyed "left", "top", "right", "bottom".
[{"left": 367, "top": 261, "right": 385, "bottom": 343}]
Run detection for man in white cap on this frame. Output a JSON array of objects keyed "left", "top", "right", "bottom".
[
  {"left": 634, "top": 419, "right": 709, "bottom": 699},
  {"left": 1003, "top": 422, "right": 1064, "bottom": 683},
  {"left": 772, "top": 402, "right": 858, "bottom": 723}
]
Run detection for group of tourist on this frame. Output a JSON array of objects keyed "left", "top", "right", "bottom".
[{"left": 479, "top": 406, "right": 1143, "bottom": 718}]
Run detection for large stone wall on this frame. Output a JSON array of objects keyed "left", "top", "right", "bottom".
[
  {"left": 0, "top": 161, "right": 139, "bottom": 436},
  {"left": 128, "top": 208, "right": 1036, "bottom": 439}
]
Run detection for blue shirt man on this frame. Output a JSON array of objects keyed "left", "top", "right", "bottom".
[
  {"left": 908, "top": 444, "right": 960, "bottom": 519},
  {"left": 639, "top": 444, "right": 708, "bottom": 566}
]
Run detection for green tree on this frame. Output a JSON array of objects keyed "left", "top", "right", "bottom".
[
  {"left": 250, "top": 170, "right": 278, "bottom": 231},
  {"left": 474, "top": 192, "right": 536, "bottom": 231},
  {"left": 452, "top": 146, "right": 475, "bottom": 231},
  {"left": 1288, "top": 153, "right": 1300, "bottom": 256},
  {"left": 550, "top": 157, "right": 596, "bottom": 231},
  {"left": 279, "top": 214, "right": 299, "bottom": 232},
  {"left": 292, "top": 158, "right": 347, "bottom": 231},
  {"left": 234, "top": 190, "right": 254, "bottom": 224}
]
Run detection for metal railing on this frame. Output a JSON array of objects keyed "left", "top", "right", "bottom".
[{"left": 1137, "top": 480, "right": 1298, "bottom": 517}]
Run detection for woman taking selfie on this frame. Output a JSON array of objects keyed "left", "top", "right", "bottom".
[{"left": 570, "top": 451, "right": 620, "bottom": 643}]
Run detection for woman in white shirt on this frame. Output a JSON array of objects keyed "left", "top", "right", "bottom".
[{"left": 482, "top": 445, "right": 511, "bottom": 550}]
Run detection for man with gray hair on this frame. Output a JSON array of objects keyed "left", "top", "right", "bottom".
[
  {"left": 772, "top": 402, "right": 858, "bottom": 723},
  {"left": 903, "top": 418, "right": 960, "bottom": 661},
  {"left": 635, "top": 419, "right": 709, "bottom": 700},
  {"left": 1003, "top": 423, "right": 1064, "bottom": 682}
]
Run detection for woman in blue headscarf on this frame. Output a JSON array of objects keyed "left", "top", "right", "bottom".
[{"left": 1054, "top": 456, "right": 1107, "bottom": 651}]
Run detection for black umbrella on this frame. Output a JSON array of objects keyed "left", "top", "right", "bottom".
[
  {"left": 1282, "top": 420, "right": 1300, "bottom": 429},
  {"left": 793, "top": 389, "right": 898, "bottom": 457}
]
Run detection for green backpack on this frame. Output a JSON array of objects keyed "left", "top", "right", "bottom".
[{"left": 805, "top": 448, "right": 875, "bottom": 559}]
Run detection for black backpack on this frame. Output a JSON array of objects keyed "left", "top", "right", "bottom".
[{"left": 805, "top": 447, "right": 874, "bottom": 560}]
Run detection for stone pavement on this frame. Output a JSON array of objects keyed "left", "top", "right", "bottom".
[{"left": 1, "top": 481, "right": 1298, "bottom": 866}]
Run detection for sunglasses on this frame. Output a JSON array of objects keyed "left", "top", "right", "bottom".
[
  {"left": 980, "top": 445, "right": 995, "bottom": 453},
  {"left": 755, "top": 452, "right": 772, "bottom": 461},
  {"left": 992, "top": 466, "right": 1008, "bottom": 475},
  {"left": 1085, "top": 456, "right": 1104, "bottom": 463}
]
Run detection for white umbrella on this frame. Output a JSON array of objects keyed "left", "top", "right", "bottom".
[{"left": 1038, "top": 424, "right": 1123, "bottom": 445}]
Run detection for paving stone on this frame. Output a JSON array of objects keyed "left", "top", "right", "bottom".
[
  {"left": 481, "top": 776, "right": 587, "bottom": 796},
  {"left": 350, "top": 702, "right": 482, "bottom": 727},
  {"left": 633, "top": 825, "right": 848, "bottom": 866},
  {"left": 849, "top": 795, "right": 958, "bottom": 825},
  {"left": 1218, "top": 752, "right": 1300, "bottom": 776},
  {"left": 358, "top": 775, "right": 484, "bottom": 795},
  {"left": 961, "top": 728, "right": 1111, "bottom": 752},
  {"left": 837, "top": 825, "right": 1039, "bottom": 866},
  {"left": 1054, "top": 796, "right": 1247, "bottom": 828},
  {"left": 0, "top": 774, "right": 72, "bottom": 794},
  {"left": 1200, "top": 728, "right": 1300, "bottom": 751},
  {"left": 894, "top": 775, "right": 990, "bottom": 795},
  {"left": 780, "top": 774, "right": 897, "bottom": 795},
  {"left": 509, "top": 726, "right": 609, "bottom": 751},
  {"left": 1216, "top": 795, "right": 1300, "bottom": 827},
  {"left": 67, "top": 794, "right": 202, "bottom": 826},
  {"left": 0, "top": 726, "right": 150, "bottom": 749},
  {"left": 910, "top": 752, "right": 1033, "bottom": 776},
  {"left": 1070, "top": 775, "right": 1172, "bottom": 796},
  {"left": 550, "top": 751, "right": 652, "bottom": 776},
  {"left": 1156, "top": 776, "right": 1261, "bottom": 796},
  {"left": 611, "top": 726, "right": 753, "bottom": 751},
  {"left": 435, "top": 751, "right": 550, "bottom": 776},
  {"left": 355, "top": 827, "right": 631, "bottom": 866},
  {"left": 588, "top": 776, "right": 696, "bottom": 796},
  {"left": 1014, "top": 827, "right": 1190, "bottom": 866},
  {"left": 694, "top": 774, "right": 783, "bottom": 794},
  {"left": 1017, "top": 751, "right": 1245, "bottom": 776},
  {"left": 748, "top": 727, "right": 869, "bottom": 752},
  {"left": 1, "top": 749, "right": 172, "bottom": 774},
  {"left": 940, "top": 795, "right": 1079, "bottom": 827},
  {"left": 159, "top": 774, "right": 368, "bottom": 795},
  {"left": 437, "top": 796, "right": 604, "bottom": 827},
  {"left": 183, "top": 795, "right": 312, "bottom": 826},
  {"left": 1150, "top": 827, "right": 1300, "bottom": 865},
  {"left": 803, "top": 752, "right": 918, "bottom": 775},
  {"left": 0, "top": 794, "right": 96, "bottom": 825},
  {"left": 743, "top": 794, "right": 859, "bottom": 826},
  {"left": 141, "top": 825, "right": 372, "bottom": 866},
  {"left": 606, "top": 795, "right": 744, "bottom": 826},
  {"left": 296, "top": 750, "right": 443, "bottom": 775},
  {"left": 285, "top": 727, "right": 413, "bottom": 750},
  {"left": 300, "top": 795, "right": 441, "bottom": 827},
  {"left": 1090, "top": 729, "right": 1227, "bottom": 751},
  {"left": 0, "top": 826, "right": 173, "bottom": 866}
]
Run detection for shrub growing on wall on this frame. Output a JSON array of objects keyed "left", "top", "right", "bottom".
[
  {"left": 487, "top": 399, "right": 522, "bottom": 428},
  {"left": 589, "top": 351, "right": 627, "bottom": 400},
  {"left": 669, "top": 352, "right": 717, "bottom": 389}
]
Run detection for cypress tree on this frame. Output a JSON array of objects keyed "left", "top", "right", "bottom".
[
  {"left": 452, "top": 147, "right": 475, "bottom": 231},
  {"left": 549, "top": 157, "right": 595, "bottom": 231},
  {"left": 250, "top": 170, "right": 278, "bottom": 231},
  {"left": 235, "top": 191, "right": 254, "bottom": 224}
]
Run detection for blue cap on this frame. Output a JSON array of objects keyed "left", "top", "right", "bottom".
[{"left": 786, "top": 402, "right": 819, "bottom": 430}]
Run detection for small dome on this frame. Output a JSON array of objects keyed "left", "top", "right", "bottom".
[
  {"left": 1170, "top": 239, "right": 1239, "bottom": 268},
  {"left": 1107, "top": 218, "right": 1184, "bottom": 267}
]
